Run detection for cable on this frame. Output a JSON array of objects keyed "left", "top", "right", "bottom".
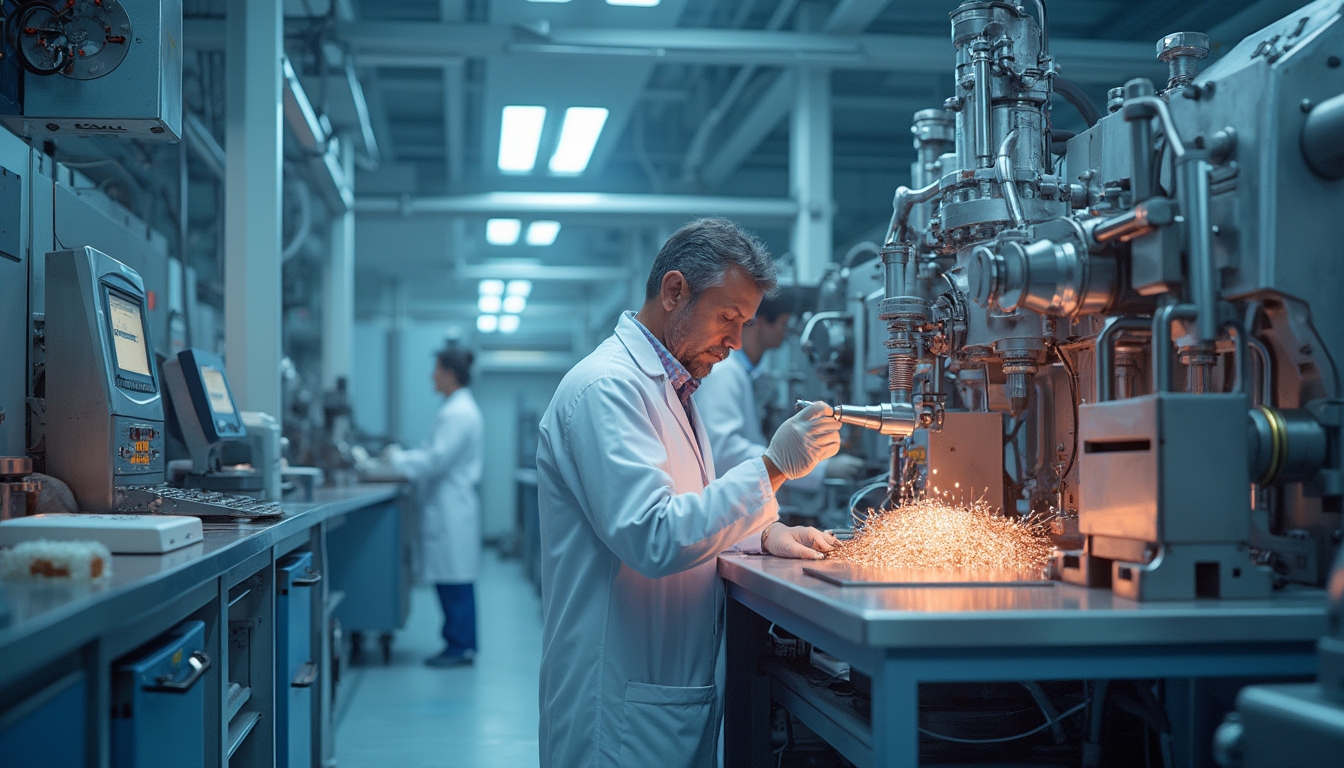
[
  {"left": 1050, "top": 340, "right": 1080, "bottom": 483},
  {"left": 918, "top": 700, "right": 1087, "bottom": 744}
]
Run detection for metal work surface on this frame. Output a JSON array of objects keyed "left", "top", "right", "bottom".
[
  {"left": 724, "top": 552, "right": 1329, "bottom": 768},
  {"left": 720, "top": 554, "right": 1330, "bottom": 649},
  {"left": 0, "top": 483, "right": 401, "bottom": 685}
]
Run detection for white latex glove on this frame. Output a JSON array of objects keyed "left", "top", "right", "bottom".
[
  {"left": 825, "top": 454, "right": 866, "bottom": 480},
  {"left": 761, "top": 522, "right": 841, "bottom": 560},
  {"left": 765, "top": 401, "right": 841, "bottom": 479},
  {"left": 381, "top": 444, "right": 403, "bottom": 462}
]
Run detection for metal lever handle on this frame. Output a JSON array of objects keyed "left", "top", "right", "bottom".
[
  {"left": 145, "top": 650, "right": 211, "bottom": 693},
  {"left": 292, "top": 568, "right": 322, "bottom": 587},
  {"left": 291, "top": 661, "right": 319, "bottom": 688}
]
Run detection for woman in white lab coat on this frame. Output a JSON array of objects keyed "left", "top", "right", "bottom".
[{"left": 386, "top": 344, "right": 484, "bottom": 667}]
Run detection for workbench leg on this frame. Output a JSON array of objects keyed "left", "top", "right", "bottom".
[
  {"left": 871, "top": 658, "right": 919, "bottom": 768},
  {"left": 724, "top": 597, "right": 772, "bottom": 768}
]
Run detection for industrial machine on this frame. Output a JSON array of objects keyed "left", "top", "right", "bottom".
[
  {"left": 45, "top": 246, "right": 167, "bottom": 511},
  {"left": 0, "top": 0, "right": 183, "bottom": 140},
  {"left": 805, "top": 0, "right": 1343, "bottom": 602},
  {"left": 44, "top": 247, "right": 281, "bottom": 517}
]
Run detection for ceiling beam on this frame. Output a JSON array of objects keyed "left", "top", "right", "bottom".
[
  {"left": 183, "top": 19, "right": 1158, "bottom": 79},
  {"left": 453, "top": 264, "right": 629, "bottom": 281},
  {"left": 354, "top": 191, "right": 798, "bottom": 222}
]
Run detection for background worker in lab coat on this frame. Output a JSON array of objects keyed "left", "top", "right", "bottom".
[
  {"left": 384, "top": 344, "right": 484, "bottom": 668},
  {"left": 536, "top": 217, "right": 842, "bottom": 768},
  {"left": 695, "top": 290, "right": 866, "bottom": 488}
]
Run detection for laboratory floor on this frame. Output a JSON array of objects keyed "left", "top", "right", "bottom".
[{"left": 335, "top": 550, "right": 542, "bottom": 767}]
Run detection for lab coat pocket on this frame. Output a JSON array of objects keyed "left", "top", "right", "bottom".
[{"left": 617, "top": 681, "right": 717, "bottom": 768}]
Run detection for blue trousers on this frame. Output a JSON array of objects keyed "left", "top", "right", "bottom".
[{"left": 434, "top": 583, "right": 477, "bottom": 653}]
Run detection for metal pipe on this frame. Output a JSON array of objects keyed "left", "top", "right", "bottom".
[
  {"left": 1127, "top": 81, "right": 1157, "bottom": 202},
  {"left": 973, "top": 41, "right": 994, "bottom": 167},
  {"left": 1123, "top": 94, "right": 1186, "bottom": 158},
  {"left": 1179, "top": 157, "right": 1217, "bottom": 342},
  {"left": 1152, "top": 303, "right": 1198, "bottom": 393},
  {"left": 884, "top": 180, "right": 941, "bottom": 245},
  {"left": 995, "top": 129, "right": 1026, "bottom": 228},
  {"left": 1094, "top": 316, "right": 1151, "bottom": 402}
]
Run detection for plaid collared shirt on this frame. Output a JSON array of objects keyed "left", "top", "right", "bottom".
[{"left": 629, "top": 312, "right": 700, "bottom": 426}]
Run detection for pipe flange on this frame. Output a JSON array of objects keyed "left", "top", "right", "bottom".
[{"left": 878, "top": 296, "right": 930, "bottom": 321}]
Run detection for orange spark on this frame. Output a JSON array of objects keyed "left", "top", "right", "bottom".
[{"left": 831, "top": 496, "right": 1054, "bottom": 573}]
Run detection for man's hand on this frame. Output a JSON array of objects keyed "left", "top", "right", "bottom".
[
  {"left": 764, "top": 401, "right": 842, "bottom": 480},
  {"left": 825, "top": 454, "right": 866, "bottom": 480},
  {"left": 761, "top": 522, "right": 841, "bottom": 560}
]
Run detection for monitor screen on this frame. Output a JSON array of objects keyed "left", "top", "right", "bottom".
[
  {"left": 107, "top": 292, "right": 151, "bottom": 377},
  {"left": 200, "top": 364, "right": 237, "bottom": 417}
]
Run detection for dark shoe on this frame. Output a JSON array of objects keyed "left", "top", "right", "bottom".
[{"left": 423, "top": 649, "right": 475, "bottom": 668}]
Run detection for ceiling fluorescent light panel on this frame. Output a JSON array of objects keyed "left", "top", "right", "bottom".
[
  {"left": 498, "top": 106, "right": 547, "bottom": 173},
  {"left": 526, "top": 221, "right": 561, "bottom": 246},
  {"left": 549, "top": 107, "right": 609, "bottom": 175},
  {"left": 486, "top": 218, "right": 522, "bottom": 246}
]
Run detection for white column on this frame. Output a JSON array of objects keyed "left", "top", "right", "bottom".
[
  {"left": 790, "top": 64, "right": 833, "bottom": 286},
  {"left": 224, "top": 0, "right": 283, "bottom": 417},
  {"left": 323, "top": 144, "right": 356, "bottom": 389}
]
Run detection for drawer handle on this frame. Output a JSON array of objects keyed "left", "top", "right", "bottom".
[
  {"left": 292, "top": 569, "right": 322, "bottom": 587},
  {"left": 145, "top": 651, "right": 211, "bottom": 693},
  {"left": 291, "top": 661, "right": 319, "bottom": 688}
]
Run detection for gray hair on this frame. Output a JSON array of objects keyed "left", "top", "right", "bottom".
[{"left": 644, "top": 217, "right": 777, "bottom": 302}]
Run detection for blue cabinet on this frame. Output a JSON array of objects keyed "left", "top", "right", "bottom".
[
  {"left": 111, "top": 620, "right": 210, "bottom": 768},
  {"left": 277, "top": 551, "right": 319, "bottom": 768},
  {"left": 0, "top": 670, "right": 87, "bottom": 766}
]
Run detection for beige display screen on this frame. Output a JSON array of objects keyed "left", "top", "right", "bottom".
[
  {"left": 201, "top": 365, "right": 236, "bottom": 416},
  {"left": 108, "top": 292, "right": 151, "bottom": 376}
]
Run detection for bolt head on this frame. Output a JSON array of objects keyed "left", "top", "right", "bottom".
[{"left": 1157, "top": 31, "right": 1210, "bottom": 60}]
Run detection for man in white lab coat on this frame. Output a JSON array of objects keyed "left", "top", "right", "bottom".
[
  {"left": 385, "top": 345, "right": 484, "bottom": 668},
  {"left": 696, "top": 291, "right": 866, "bottom": 487},
  {"left": 537, "top": 218, "right": 842, "bottom": 768}
]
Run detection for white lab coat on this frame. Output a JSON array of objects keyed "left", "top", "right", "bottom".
[
  {"left": 536, "top": 312, "right": 780, "bottom": 768},
  {"left": 695, "top": 350, "right": 826, "bottom": 491},
  {"left": 388, "top": 388, "right": 483, "bottom": 584}
]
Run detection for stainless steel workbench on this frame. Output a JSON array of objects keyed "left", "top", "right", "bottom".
[
  {"left": 0, "top": 483, "right": 405, "bottom": 768},
  {"left": 719, "top": 553, "right": 1329, "bottom": 768}
]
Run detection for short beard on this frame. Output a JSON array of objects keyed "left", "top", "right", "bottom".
[{"left": 666, "top": 302, "right": 726, "bottom": 379}]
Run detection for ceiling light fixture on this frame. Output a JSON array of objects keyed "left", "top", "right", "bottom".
[
  {"left": 607, "top": 0, "right": 660, "bottom": 6},
  {"left": 497, "top": 105, "right": 547, "bottom": 173},
  {"left": 479, "top": 279, "right": 505, "bottom": 296},
  {"left": 502, "top": 295, "right": 527, "bottom": 314},
  {"left": 526, "top": 220, "right": 561, "bottom": 246},
  {"left": 549, "top": 107, "right": 609, "bottom": 175},
  {"left": 486, "top": 218, "right": 522, "bottom": 246},
  {"left": 478, "top": 295, "right": 503, "bottom": 314},
  {"left": 499, "top": 315, "right": 521, "bottom": 333},
  {"left": 506, "top": 279, "right": 533, "bottom": 297},
  {"left": 477, "top": 315, "right": 499, "bottom": 333}
]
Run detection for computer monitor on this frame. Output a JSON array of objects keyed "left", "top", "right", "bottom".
[
  {"left": 45, "top": 247, "right": 165, "bottom": 511},
  {"left": 163, "top": 349, "right": 247, "bottom": 453},
  {"left": 106, "top": 287, "right": 155, "bottom": 392}
]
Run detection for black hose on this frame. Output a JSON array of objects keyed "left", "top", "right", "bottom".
[{"left": 1054, "top": 77, "right": 1102, "bottom": 127}]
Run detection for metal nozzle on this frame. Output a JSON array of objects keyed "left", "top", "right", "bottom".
[{"left": 795, "top": 399, "right": 917, "bottom": 437}]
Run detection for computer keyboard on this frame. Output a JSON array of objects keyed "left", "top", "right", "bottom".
[{"left": 115, "top": 484, "right": 284, "bottom": 519}]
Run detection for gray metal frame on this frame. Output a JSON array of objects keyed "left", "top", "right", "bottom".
[{"left": 721, "top": 554, "right": 1325, "bottom": 768}]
